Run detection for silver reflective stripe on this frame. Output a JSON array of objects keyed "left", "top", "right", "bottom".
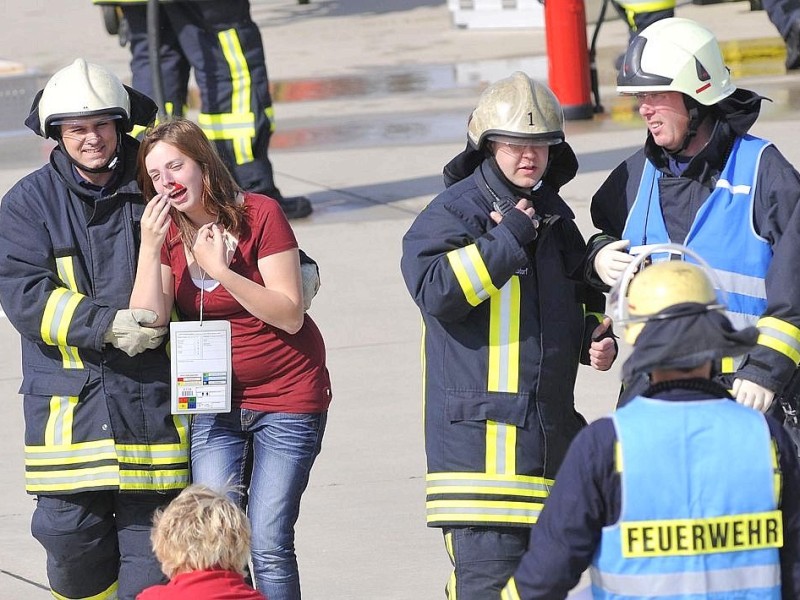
[
  {"left": 494, "top": 423, "right": 510, "bottom": 474},
  {"left": 715, "top": 179, "right": 752, "bottom": 195},
  {"left": 713, "top": 268, "right": 766, "bottom": 300},
  {"left": 759, "top": 321, "right": 800, "bottom": 356},
  {"left": 426, "top": 503, "right": 541, "bottom": 519},
  {"left": 116, "top": 446, "right": 188, "bottom": 462},
  {"left": 727, "top": 311, "right": 758, "bottom": 331},
  {"left": 591, "top": 563, "right": 779, "bottom": 596},
  {"left": 25, "top": 444, "right": 115, "bottom": 463},
  {"left": 496, "top": 285, "right": 512, "bottom": 391},
  {"left": 455, "top": 246, "right": 492, "bottom": 302},
  {"left": 426, "top": 476, "right": 550, "bottom": 494}
]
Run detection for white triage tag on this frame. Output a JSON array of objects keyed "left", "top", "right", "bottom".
[{"left": 170, "top": 320, "right": 232, "bottom": 414}]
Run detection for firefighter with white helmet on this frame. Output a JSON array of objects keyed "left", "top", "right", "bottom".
[
  {"left": 587, "top": 17, "right": 800, "bottom": 413},
  {"left": 0, "top": 58, "right": 189, "bottom": 600},
  {"left": 401, "top": 72, "right": 618, "bottom": 599},
  {"left": 503, "top": 249, "right": 800, "bottom": 599}
]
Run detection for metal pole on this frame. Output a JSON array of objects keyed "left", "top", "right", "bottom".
[{"left": 147, "top": 0, "right": 168, "bottom": 122}]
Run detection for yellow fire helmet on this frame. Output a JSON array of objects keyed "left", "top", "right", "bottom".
[
  {"left": 609, "top": 244, "right": 725, "bottom": 345},
  {"left": 467, "top": 71, "right": 565, "bottom": 149}
]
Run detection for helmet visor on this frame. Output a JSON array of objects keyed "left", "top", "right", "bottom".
[
  {"left": 49, "top": 114, "right": 123, "bottom": 128},
  {"left": 486, "top": 134, "right": 561, "bottom": 147}
]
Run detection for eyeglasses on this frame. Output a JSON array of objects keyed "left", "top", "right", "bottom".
[{"left": 631, "top": 92, "right": 668, "bottom": 104}]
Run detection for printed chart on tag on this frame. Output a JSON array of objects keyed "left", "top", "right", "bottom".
[{"left": 170, "top": 321, "right": 232, "bottom": 414}]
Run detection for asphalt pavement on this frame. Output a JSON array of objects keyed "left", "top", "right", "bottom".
[{"left": 0, "top": 1, "right": 797, "bottom": 598}]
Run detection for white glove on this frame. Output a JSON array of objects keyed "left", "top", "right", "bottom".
[
  {"left": 732, "top": 378, "right": 775, "bottom": 413},
  {"left": 594, "top": 239, "right": 634, "bottom": 287},
  {"left": 301, "top": 262, "right": 320, "bottom": 311},
  {"left": 104, "top": 309, "right": 167, "bottom": 357}
]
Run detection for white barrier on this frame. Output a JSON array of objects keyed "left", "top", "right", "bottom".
[{"left": 447, "top": 0, "right": 545, "bottom": 29}]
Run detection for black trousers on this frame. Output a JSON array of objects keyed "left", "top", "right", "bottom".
[
  {"left": 31, "top": 490, "right": 176, "bottom": 600},
  {"left": 122, "top": 0, "right": 280, "bottom": 196}
]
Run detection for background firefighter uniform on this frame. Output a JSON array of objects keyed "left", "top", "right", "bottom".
[
  {"left": 502, "top": 382, "right": 800, "bottom": 599},
  {"left": 94, "top": 0, "right": 284, "bottom": 197},
  {"left": 401, "top": 144, "right": 606, "bottom": 597},
  {"left": 0, "top": 134, "right": 190, "bottom": 600},
  {"left": 587, "top": 89, "right": 800, "bottom": 400},
  {"left": 611, "top": 0, "right": 675, "bottom": 43}
]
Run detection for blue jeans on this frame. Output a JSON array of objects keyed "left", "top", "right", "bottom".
[{"left": 191, "top": 409, "right": 327, "bottom": 600}]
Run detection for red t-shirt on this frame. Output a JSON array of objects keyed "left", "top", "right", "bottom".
[
  {"left": 137, "top": 569, "right": 266, "bottom": 600},
  {"left": 162, "top": 193, "right": 331, "bottom": 412}
]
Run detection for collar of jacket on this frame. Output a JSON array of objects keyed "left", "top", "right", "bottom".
[
  {"left": 50, "top": 134, "right": 142, "bottom": 202},
  {"left": 477, "top": 158, "right": 576, "bottom": 221},
  {"left": 642, "top": 378, "right": 733, "bottom": 402}
]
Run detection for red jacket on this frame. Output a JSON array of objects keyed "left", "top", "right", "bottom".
[{"left": 137, "top": 569, "right": 266, "bottom": 600}]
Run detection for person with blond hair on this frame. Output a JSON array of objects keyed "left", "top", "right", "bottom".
[{"left": 137, "top": 484, "right": 265, "bottom": 599}]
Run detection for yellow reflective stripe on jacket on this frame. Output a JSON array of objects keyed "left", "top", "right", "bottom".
[
  {"left": 117, "top": 421, "right": 190, "bottom": 490},
  {"left": 44, "top": 396, "right": 78, "bottom": 446},
  {"left": 116, "top": 443, "right": 189, "bottom": 465},
  {"left": 501, "top": 577, "right": 522, "bottom": 600},
  {"left": 41, "top": 287, "right": 85, "bottom": 368},
  {"left": 43, "top": 257, "right": 85, "bottom": 368},
  {"left": 488, "top": 277, "right": 520, "bottom": 392},
  {"left": 25, "top": 438, "right": 117, "bottom": 466},
  {"left": 585, "top": 310, "right": 603, "bottom": 325},
  {"left": 771, "top": 439, "right": 782, "bottom": 507},
  {"left": 119, "top": 468, "right": 190, "bottom": 491},
  {"left": 130, "top": 102, "right": 183, "bottom": 139},
  {"left": 447, "top": 245, "right": 499, "bottom": 307},
  {"left": 25, "top": 435, "right": 119, "bottom": 493},
  {"left": 427, "top": 498, "right": 545, "bottom": 525},
  {"left": 426, "top": 472, "right": 552, "bottom": 525},
  {"left": 427, "top": 472, "right": 553, "bottom": 497},
  {"left": 486, "top": 421, "right": 517, "bottom": 475},
  {"left": 52, "top": 578, "right": 119, "bottom": 600},
  {"left": 757, "top": 316, "right": 800, "bottom": 364},
  {"left": 615, "top": 0, "right": 675, "bottom": 12}
]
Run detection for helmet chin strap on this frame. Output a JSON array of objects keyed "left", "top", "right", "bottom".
[
  {"left": 58, "top": 131, "right": 123, "bottom": 174},
  {"left": 675, "top": 96, "right": 708, "bottom": 155}
]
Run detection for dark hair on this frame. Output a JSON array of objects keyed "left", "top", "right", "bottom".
[{"left": 137, "top": 118, "right": 246, "bottom": 242}]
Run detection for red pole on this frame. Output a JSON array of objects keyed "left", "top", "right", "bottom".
[{"left": 545, "top": 0, "right": 594, "bottom": 120}]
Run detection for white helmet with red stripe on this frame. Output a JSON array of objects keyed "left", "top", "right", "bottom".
[{"left": 616, "top": 17, "right": 735, "bottom": 106}]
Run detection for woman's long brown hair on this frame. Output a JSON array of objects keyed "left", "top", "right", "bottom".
[{"left": 137, "top": 118, "right": 246, "bottom": 244}]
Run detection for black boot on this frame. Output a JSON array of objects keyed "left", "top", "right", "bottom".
[{"left": 274, "top": 194, "right": 313, "bottom": 220}]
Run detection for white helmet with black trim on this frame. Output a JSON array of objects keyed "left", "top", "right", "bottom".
[
  {"left": 468, "top": 71, "right": 565, "bottom": 149},
  {"left": 616, "top": 17, "right": 735, "bottom": 106}
]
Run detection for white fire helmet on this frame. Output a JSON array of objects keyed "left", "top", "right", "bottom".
[
  {"left": 36, "top": 58, "right": 131, "bottom": 139},
  {"left": 616, "top": 17, "right": 735, "bottom": 106}
]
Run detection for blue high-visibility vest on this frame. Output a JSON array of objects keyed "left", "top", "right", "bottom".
[{"left": 591, "top": 397, "right": 782, "bottom": 599}]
